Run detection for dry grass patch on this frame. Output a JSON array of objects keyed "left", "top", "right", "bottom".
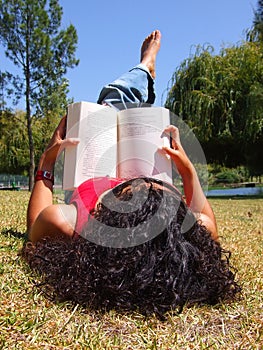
[{"left": 0, "top": 191, "right": 262, "bottom": 349}]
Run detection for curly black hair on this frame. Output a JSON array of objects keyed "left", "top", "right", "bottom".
[{"left": 22, "top": 178, "right": 241, "bottom": 318}]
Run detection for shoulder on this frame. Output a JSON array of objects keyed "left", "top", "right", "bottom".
[
  {"left": 28, "top": 204, "right": 77, "bottom": 242},
  {"left": 199, "top": 213, "right": 218, "bottom": 241}
]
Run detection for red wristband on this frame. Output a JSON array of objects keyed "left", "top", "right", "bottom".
[{"left": 35, "top": 170, "right": 54, "bottom": 184}]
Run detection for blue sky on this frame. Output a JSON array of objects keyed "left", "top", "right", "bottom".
[
  {"left": 61, "top": 0, "right": 258, "bottom": 106},
  {"left": 1, "top": 0, "right": 258, "bottom": 108}
]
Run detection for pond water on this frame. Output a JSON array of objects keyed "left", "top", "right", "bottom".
[{"left": 206, "top": 187, "right": 262, "bottom": 197}]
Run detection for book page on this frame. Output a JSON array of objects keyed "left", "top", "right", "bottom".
[
  {"left": 117, "top": 107, "right": 172, "bottom": 183},
  {"left": 63, "top": 102, "right": 117, "bottom": 190}
]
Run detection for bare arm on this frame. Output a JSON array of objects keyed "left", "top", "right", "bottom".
[
  {"left": 162, "top": 125, "right": 218, "bottom": 240},
  {"left": 27, "top": 116, "right": 79, "bottom": 242}
]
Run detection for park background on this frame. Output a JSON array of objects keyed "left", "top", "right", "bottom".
[{"left": 0, "top": 1, "right": 262, "bottom": 348}]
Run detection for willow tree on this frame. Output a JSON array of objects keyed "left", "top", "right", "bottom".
[
  {"left": 0, "top": 110, "right": 29, "bottom": 174},
  {"left": 165, "top": 41, "right": 263, "bottom": 172},
  {"left": 0, "top": 0, "right": 79, "bottom": 190},
  {"left": 250, "top": 0, "right": 263, "bottom": 42}
]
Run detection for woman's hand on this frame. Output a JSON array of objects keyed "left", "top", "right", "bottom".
[
  {"left": 39, "top": 116, "right": 79, "bottom": 170},
  {"left": 162, "top": 125, "right": 193, "bottom": 178}
]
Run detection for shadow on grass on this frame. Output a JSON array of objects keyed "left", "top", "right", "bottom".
[{"left": 1, "top": 228, "right": 28, "bottom": 241}]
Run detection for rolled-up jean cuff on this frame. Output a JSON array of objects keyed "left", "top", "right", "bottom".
[
  {"left": 97, "top": 64, "right": 155, "bottom": 107},
  {"left": 131, "top": 64, "right": 155, "bottom": 104},
  {"left": 132, "top": 63, "right": 152, "bottom": 77}
]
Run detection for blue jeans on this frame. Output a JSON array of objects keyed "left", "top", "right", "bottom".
[{"left": 97, "top": 64, "right": 155, "bottom": 109}]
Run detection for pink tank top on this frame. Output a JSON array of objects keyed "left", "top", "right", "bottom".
[{"left": 70, "top": 177, "right": 124, "bottom": 235}]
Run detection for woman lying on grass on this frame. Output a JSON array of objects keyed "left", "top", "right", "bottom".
[
  {"left": 22, "top": 118, "right": 240, "bottom": 318},
  {"left": 22, "top": 30, "right": 240, "bottom": 318}
]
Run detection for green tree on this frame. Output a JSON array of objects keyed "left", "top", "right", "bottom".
[
  {"left": 0, "top": 0, "right": 79, "bottom": 190},
  {"left": 0, "top": 71, "right": 8, "bottom": 110},
  {"left": 165, "top": 41, "right": 263, "bottom": 174},
  {"left": 0, "top": 109, "right": 61, "bottom": 175},
  {"left": 0, "top": 110, "right": 29, "bottom": 174},
  {"left": 246, "top": 0, "right": 263, "bottom": 43}
]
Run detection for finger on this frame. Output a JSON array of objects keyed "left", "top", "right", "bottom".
[
  {"left": 53, "top": 138, "right": 80, "bottom": 157},
  {"left": 61, "top": 138, "right": 80, "bottom": 148},
  {"left": 163, "top": 125, "right": 177, "bottom": 133},
  {"left": 162, "top": 129, "right": 176, "bottom": 149},
  {"left": 162, "top": 146, "right": 179, "bottom": 158},
  {"left": 163, "top": 125, "right": 181, "bottom": 148}
]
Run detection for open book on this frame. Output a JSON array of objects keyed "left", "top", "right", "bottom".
[{"left": 63, "top": 102, "right": 172, "bottom": 190}]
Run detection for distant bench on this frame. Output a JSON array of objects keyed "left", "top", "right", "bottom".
[
  {"left": 0, "top": 186, "right": 21, "bottom": 191},
  {"left": 230, "top": 182, "right": 258, "bottom": 188},
  {"left": 243, "top": 182, "right": 256, "bottom": 188}
]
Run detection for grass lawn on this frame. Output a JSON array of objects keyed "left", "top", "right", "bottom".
[{"left": 0, "top": 191, "right": 262, "bottom": 349}]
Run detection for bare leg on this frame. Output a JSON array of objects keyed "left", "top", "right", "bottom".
[
  {"left": 140, "top": 30, "right": 161, "bottom": 79},
  {"left": 97, "top": 30, "right": 161, "bottom": 107}
]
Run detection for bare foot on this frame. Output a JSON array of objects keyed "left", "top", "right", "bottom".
[{"left": 140, "top": 30, "right": 161, "bottom": 79}]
